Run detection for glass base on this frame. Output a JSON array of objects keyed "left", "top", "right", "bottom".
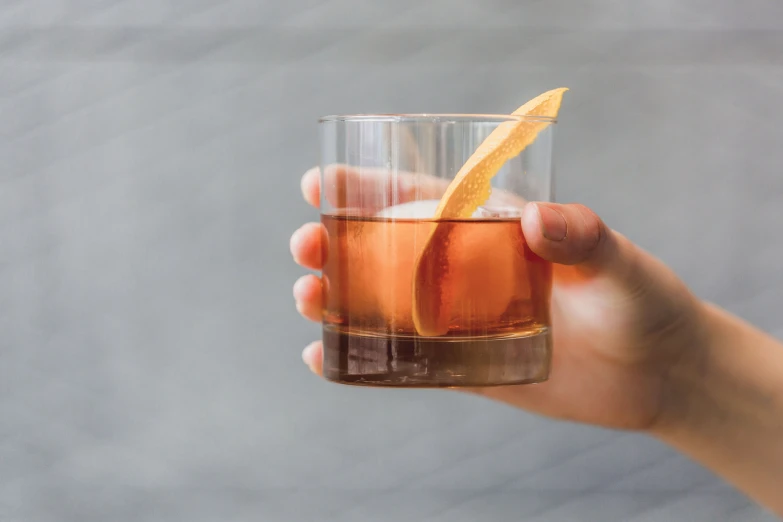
[{"left": 322, "top": 326, "right": 552, "bottom": 388}]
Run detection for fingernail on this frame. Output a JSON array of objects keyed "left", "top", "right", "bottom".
[
  {"left": 302, "top": 342, "right": 318, "bottom": 367},
  {"left": 535, "top": 203, "right": 567, "bottom": 241}
]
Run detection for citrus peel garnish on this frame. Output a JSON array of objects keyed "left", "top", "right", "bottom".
[{"left": 412, "top": 88, "right": 568, "bottom": 336}]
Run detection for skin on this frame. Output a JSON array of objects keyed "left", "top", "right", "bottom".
[{"left": 290, "top": 166, "right": 783, "bottom": 515}]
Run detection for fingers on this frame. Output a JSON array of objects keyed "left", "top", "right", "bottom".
[
  {"left": 302, "top": 341, "right": 323, "bottom": 376},
  {"left": 290, "top": 222, "right": 327, "bottom": 270},
  {"left": 521, "top": 202, "right": 631, "bottom": 277},
  {"left": 300, "top": 164, "right": 451, "bottom": 211},
  {"left": 293, "top": 274, "right": 323, "bottom": 322}
]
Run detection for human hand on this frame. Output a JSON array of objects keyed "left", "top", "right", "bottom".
[{"left": 290, "top": 166, "right": 708, "bottom": 432}]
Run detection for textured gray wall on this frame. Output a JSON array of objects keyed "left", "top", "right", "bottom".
[{"left": 1, "top": 1, "right": 781, "bottom": 521}]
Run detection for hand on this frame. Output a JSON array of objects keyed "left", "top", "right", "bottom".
[
  {"left": 290, "top": 166, "right": 707, "bottom": 432},
  {"left": 291, "top": 165, "right": 783, "bottom": 513}
]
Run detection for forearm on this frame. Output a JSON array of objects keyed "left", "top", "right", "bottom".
[{"left": 653, "top": 302, "right": 783, "bottom": 515}]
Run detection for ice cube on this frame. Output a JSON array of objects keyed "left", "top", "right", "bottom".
[
  {"left": 475, "top": 205, "right": 524, "bottom": 218},
  {"left": 365, "top": 199, "right": 521, "bottom": 334},
  {"left": 374, "top": 200, "right": 440, "bottom": 219},
  {"left": 375, "top": 200, "right": 524, "bottom": 219}
]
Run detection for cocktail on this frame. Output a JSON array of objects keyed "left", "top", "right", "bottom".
[{"left": 318, "top": 89, "right": 566, "bottom": 387}]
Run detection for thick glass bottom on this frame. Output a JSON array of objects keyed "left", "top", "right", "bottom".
[{"left": 322, "top": 326, "right": 552, "bottom": 387}]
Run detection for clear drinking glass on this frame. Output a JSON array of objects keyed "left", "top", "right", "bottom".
[{"left": 318, "top": 114, "right": 555, "bottom": 387}]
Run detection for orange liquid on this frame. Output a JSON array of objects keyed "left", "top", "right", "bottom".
[{"left": 321, "top": 213, "right": 553, "bottom": 386}]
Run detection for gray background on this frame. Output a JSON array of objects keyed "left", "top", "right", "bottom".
[{"left": 1, "top": 0, "right": 781, "bottom": 520}]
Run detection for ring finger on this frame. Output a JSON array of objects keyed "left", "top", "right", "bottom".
[{"left": 293, "top": 274, "right": 323, "bottom": 322}]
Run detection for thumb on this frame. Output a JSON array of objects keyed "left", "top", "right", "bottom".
[{"left": 521, "top": 202, "right": 632, "bottom": 277}]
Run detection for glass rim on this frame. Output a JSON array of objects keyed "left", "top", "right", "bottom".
[{"left": 318, "top": 113, "right": 557, "bottom": 124}]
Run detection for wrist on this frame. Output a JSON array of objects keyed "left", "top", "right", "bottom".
[
  {"left": 646, "top": 298, "right": 717, "bottom": 438},
  {"left": 651, "top": 299, "right": 783, "bottom": 438},
  {"left": 647, "top": 300, "right": 783, "bottom": 515}
]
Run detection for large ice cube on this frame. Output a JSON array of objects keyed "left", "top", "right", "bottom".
[
  {"left": 475, "top": 205, "right": 525, "bottom": 218},
  {"left": 374, "top": 200, "right": 440, "bottom": 219},
  {"left": 362, "top": 199, "right": 521, "bottom": 334},
  {"left": 375, "top": 200, "right": 524, "bottom": 219}
]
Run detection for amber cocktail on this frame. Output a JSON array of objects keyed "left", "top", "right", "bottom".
[{"left": 318, "top": 110, "right": 559, "bottom": 387}]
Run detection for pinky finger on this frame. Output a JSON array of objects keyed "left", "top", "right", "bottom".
[{"left": 302, "top": 341, "right": 323, "bottom": 376}]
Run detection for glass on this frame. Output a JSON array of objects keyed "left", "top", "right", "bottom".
[{"left": 318, "top": 114, "right": 555, "bottom": 387}]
